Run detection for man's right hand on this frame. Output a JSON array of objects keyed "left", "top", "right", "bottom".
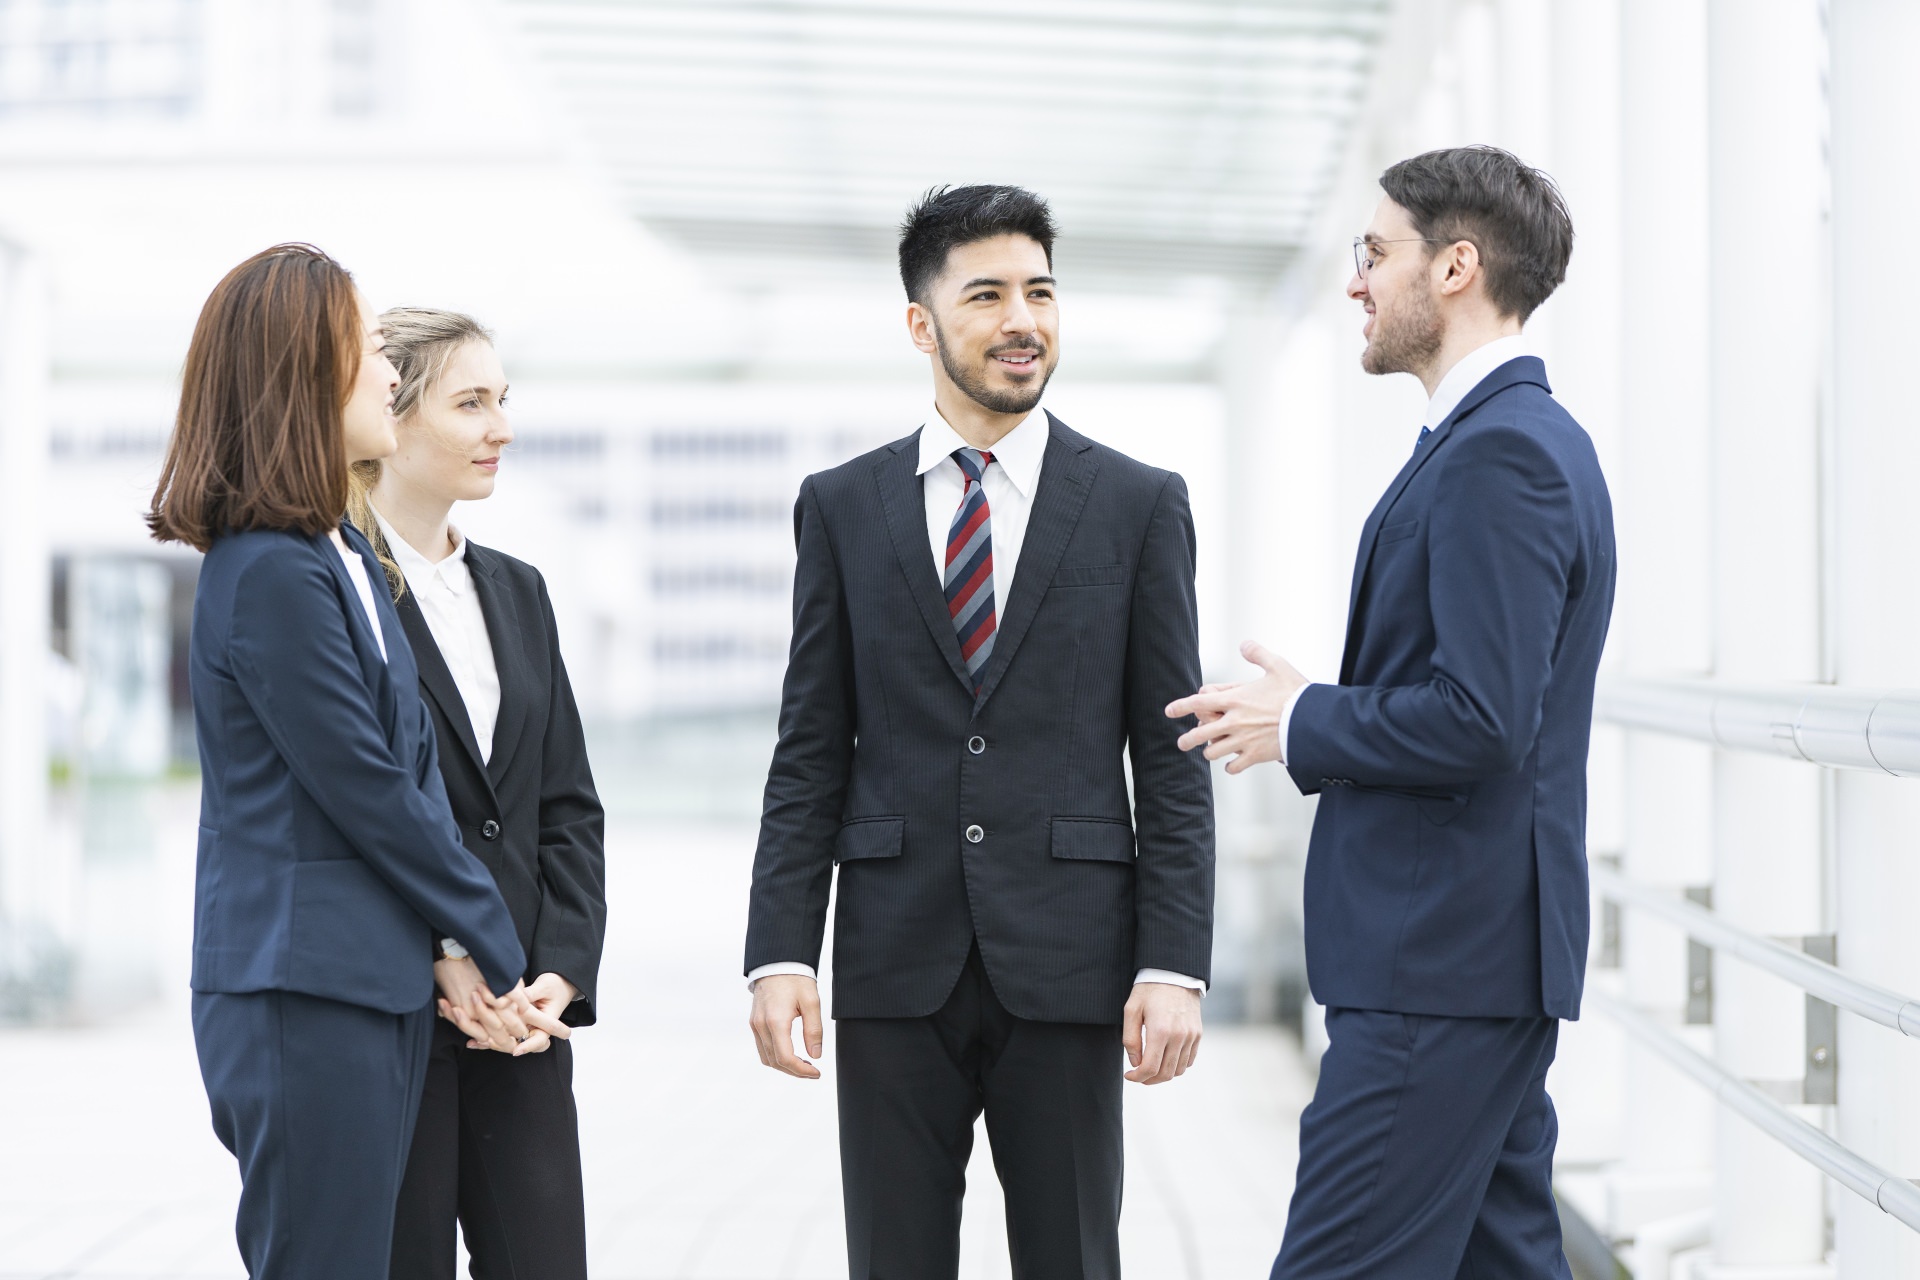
[{"left": 749, "top": 974, "right": 824, "bottom": 1080}]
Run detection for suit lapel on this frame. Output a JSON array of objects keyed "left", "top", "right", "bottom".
[
  {"left": 465, "top": 545, "right": 527, "bottom": 787},
  {"left": 873, "top": 431, "right": 975, "bottom": 695},
  {"left": 1336, "top": 356, "right": 1553, "bottom": 682},
  {"left": 394, "top": 587, "right": 490, "bottom": 779},
  {"left": 972, "top": 413, "right": 1097, "bottom": 710},
  {"left": 324, "top": 525, "right": 399, "bottom": 708}
]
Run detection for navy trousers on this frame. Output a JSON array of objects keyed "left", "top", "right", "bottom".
[
  {"left": 1273, "top": 1008, "right": 1573, "bottom": 1279},
  {"left": 192, "top": 989, "right": 435, "bottom": 1279}
]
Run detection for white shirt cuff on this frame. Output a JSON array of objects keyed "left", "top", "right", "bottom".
[
  {"left": 1135, "top": 968, "right": 1207, "bottom": 995},
  {"left": 1277, "top": 682, "right": 1317, "bottom": 766},
  {"left": 747, "top": 962, "right": 817, "bottom": 991}
]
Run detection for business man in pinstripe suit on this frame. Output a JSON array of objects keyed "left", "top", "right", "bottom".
[{"left": 744, "top": 185, "right": 1217, "bottom": 1280}]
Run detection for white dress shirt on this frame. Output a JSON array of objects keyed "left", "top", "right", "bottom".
[
  {"left": 370, "top": 507, "right": 501, "bottom": 763},
  {"left": 750, "top": 405, "right": 1206, "bottom": 996},
  {"left": 1277, "top": 334, "right": 1535, "bottom": 762},
  {"left": 333, "top": 538, "right": 388, "bottom": 662}
]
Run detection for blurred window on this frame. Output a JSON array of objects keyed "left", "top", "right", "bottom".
[{"left": 0, "top": 0, "right": 199, "bottom": 117}]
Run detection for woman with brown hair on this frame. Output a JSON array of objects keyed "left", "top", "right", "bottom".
[
  {"left": 345, "top": 307, "right": 605, "bottom": 1280},
  {"left": 149, "top": 245, "right": 566, "bottom": 1279}
]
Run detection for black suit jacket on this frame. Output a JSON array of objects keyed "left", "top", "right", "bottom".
[
  {"left": 394, "top": 541, "right": 608, "bottom": 1027},
  {"left": 745, "top": 413, "right": 1216, "bottom": 1025}
]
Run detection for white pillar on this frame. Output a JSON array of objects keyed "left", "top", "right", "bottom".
[
  {"left": 1609, "top": 0, "right": 1718, "bottom": 1237},
  {"left": 1700, "top": 2, "right": 1831, "bottom": 1271},
  {"left": 0, "top": 240, "right": 53, "bottom": 1004},
  {"left": 1829, "top": 1, "right": 1920, "bottom": 1273},
  {"left": 1543, "top": 0, "right": 1628, "bottom": 1175}
]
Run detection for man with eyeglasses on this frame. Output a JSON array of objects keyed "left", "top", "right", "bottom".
[{"left": 1168, "top": 146, "right": 1616, "bottom": 1278}]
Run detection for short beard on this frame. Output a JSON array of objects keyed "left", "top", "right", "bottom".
[
  {"left": 1361, "top": 284, "right": 1444, "bottom": 378},
  {"left": 932, "top": 315, "right": 1052, "bottom": 415}
]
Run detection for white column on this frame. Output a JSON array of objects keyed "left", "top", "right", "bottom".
[
  {"left": 1543, "top": 0, "right": 1627, "bottom": 1176},
  {"left": 1609, "top": 0, "right": 1718, "bottom": 1238},
  {"left": 1829, "top": 2, "right": 1920, "bottom": 1273},
  {"left": 1700, "top": 1, "right": 1831, "bottom": 1272},
  {"left": 0, "top": 241, "right": 53, "bottom": 1001}
]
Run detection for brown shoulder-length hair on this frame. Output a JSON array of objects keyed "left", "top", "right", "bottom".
[{"left": 147, "top": 243, "right": 363, "bottom": 552}]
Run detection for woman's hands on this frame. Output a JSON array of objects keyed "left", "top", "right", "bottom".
[{"left": 433, "top": 958, "right": 573, "bottom": 1057}]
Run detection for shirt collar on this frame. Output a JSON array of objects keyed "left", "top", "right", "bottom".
[
  {"left": 369, "top": 504, "right": 469, "bottom": 592},
  {"left": 1423, "top": 333, "right": 1533, "bottom": 431},
  {"left": 915, "top": 403, "right": 1049, "bottom": 498}
]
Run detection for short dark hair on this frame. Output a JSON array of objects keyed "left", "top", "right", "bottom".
[
  {"left": 898, "top": 184, "right": 1057, "bottom": 303},
  {"left": 148, "top": 244, "right": 361, "bottom": 552},
  {"left": 1379, "top": 146, "right": 1573, "bottom": 321}
]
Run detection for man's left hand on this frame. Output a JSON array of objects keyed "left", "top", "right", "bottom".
[
  {"left": 1165, "top": 640, "right": 1308, "bottom": 774},
  {"left": 1123, "top": 983, "right": 1203, "bottom": 1085}
]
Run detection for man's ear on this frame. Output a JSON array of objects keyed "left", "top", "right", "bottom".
[
  {"left": 1438, "top": 240, "right": 1481, "bottom": 298},
  {"left": 906, "top": 300, "right": 939, "bottom": 355}
]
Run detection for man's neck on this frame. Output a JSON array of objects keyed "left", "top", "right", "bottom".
[
  {"left": 1416, "top": 314, "right": 1525, "bottom": 398},
  {"left": 932, "top": 381, "right": 1033, "bottom": 452},
  {"left": 369, "top": 475, "right": 457, "bottom": 563}
]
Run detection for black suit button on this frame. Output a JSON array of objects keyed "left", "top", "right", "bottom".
[
  {"left": 481, "top": 819, "right": 501, "bottom": 841},
  {"left": 968, "top": 736, "right": 986, "bottom": 755}
]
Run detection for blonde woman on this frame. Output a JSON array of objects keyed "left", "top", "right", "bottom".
[{"left": 347, "top": 309, "right": 605, "bottom": 1280}]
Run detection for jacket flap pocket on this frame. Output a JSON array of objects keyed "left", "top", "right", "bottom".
[
  {"left": 1378, "top": 519, "right": 1420, "bottom": 545},
  {"left": 1052, "top": 563, "right": 1127, "bottom": 588},
  {"left": 287, "top": 858, "right": 433, "bottom": 1014},
  {"left": 1050, "top": 818, "right": 1135, "bottom": 862},
  {"left": 835, "top": 817, "right": 905, "bottom": 863}
]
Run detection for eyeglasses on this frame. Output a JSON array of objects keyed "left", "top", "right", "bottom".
[{"left": 1352, "top": 237, "right": 1448, "bottom": 278}]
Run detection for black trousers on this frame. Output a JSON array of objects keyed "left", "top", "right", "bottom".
[
  {"left": 193, "top": 990, "right": 435, "bottom": 1280},
  {"left": 388, "top": 1018, "right": 588, "bottom": 1280},
  {"left": 836, "top": 945, "right": 1124, "bottom": 1280}
]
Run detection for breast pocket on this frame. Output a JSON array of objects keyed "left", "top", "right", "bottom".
[
  {"left": 1377, "top": 519, "right": 1420, "bottom": 546},
  {"left": 1050, "top": 563, "right": 1127, "bottom": 589}
]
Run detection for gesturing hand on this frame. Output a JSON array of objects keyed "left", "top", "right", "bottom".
[
  {"left": 1124, "top": 982, "right": 1203, "bottom": 1085},
  {"left": 749, "top": 974, "right": 824, "bottom": 1080},
  {"left": 1164, "top": 640, "right": 1308, "bottom": 774}
]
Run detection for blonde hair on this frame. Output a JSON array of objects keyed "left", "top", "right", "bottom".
[{"left": 346, "top": 307, "right": 496, "bottom": 598}]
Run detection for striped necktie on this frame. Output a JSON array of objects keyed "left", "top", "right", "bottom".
[{"left": 945, "top": 447, "right": 997, "bottom": 695}]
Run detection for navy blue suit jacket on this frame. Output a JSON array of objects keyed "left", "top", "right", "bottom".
[
  {"left": 1287, "top": 357, "right": 1615, "bottom": 1021},
  {"left": 745, "top": 414, "right": 1215, "bottom": 1024},
  {"left": 188, "top": 523, "right": 524, "bottom": 1014}
]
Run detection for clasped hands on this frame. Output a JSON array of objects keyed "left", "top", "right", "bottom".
[
  {"left": 1165, "top": 640, "right": 1309, "bottom": 773},
  {"left": 434, "top": 958, "right": 575, "bottom": 1057}
]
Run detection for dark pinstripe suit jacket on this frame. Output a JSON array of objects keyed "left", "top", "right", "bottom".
[{"left": 745, "top": 413, "right": 1216, "bottom": 1024}]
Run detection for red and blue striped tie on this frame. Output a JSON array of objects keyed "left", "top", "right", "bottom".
[{"left": 945, "top": 448, "right": 997, "bottom": 695}]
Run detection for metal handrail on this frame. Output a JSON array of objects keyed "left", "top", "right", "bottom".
[
  {"left": 1587, "top": 989, "right": 1920, "bottom": 1233},
  {"left": 1591, "top": 864, "right": 1920, "bottom": 1037},
  {"left": 1595, "top": 675, "right": 1920, "bottom": 776}
]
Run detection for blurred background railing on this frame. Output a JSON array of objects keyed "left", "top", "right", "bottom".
[{"left": 2, "top": 1, "right": 1918, "bottom": 1277}]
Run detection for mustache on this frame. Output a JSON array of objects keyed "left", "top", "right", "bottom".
[{"left": 986, "top": 340, "right": 1047, "bottom": 358}]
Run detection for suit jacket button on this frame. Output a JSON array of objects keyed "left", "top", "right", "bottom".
[
  {"left": 481, "top": 819, "right": 501, "bottom": 841},
  {"left": 968, "top": 736, "right": 986, "bottom": 755},
  {"left": 965, "top": 824, "right": 984, "bottom": 844}
]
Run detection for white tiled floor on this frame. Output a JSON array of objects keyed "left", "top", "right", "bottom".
[{"left": 0, "top": 818, "right": 1312, "bottom": 1279}]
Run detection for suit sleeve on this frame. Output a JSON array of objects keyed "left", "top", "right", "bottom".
[
  {"left": 744, "top": 476, "right": 856, "bottom": 975},
  {"left": 1126, "top": 474, "right": 1216, "bottom": 982},
  {"left": 1286, "top": 425, "right": 1578, "bottom": 790},
  {"left": 226, "top": 549, "right": 525, "bottom": 993},
  {"left": 526, "top": 574, "right": 609, "bottom": 1027}
]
